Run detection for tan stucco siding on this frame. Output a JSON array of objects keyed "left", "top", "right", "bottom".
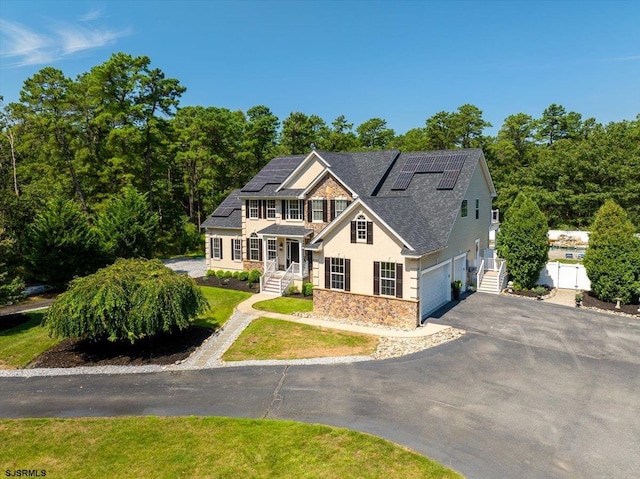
[
  {"left": 288, "top": 158, "right": 325, "bottom": 189},
  {"left": 204, "top": 228, "right": 244, "bottom": 272},
  {"left": 314, "top": 206, "right": 415, "bottom": 299}
]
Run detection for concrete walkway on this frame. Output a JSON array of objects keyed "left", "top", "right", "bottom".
[{"left": 542, "top": 287, "right": 578, "bottom": 307}]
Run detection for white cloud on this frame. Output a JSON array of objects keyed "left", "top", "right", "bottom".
[
  {"left": 79, "top": 9, "right": 103, "bottom": 22},
  {"left": 0, "top": 17, "right": 130, "bottom": 68}
]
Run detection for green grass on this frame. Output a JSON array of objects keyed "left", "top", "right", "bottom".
[
  {"left": 0, "top": 312, "right": 61, "bottom": 369},
  {"left": 555, "top": 258, "right": 583, "bottom": 264},
  {"left": 252, "top": 296, "right": 313, "bottom": 314},
  {"left": 224, "top": 317, "right": 379, "bottom": 361},
  {"left": 194, "top": 286, "right": 252, "bottom": 329},
  {"left": 0, "top": 417, "right": 463, "bottom": 479},
  {"left": 156, "top": 252, "right": 205, "bottom": 260}
]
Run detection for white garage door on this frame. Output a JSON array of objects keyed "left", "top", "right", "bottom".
[
  {"left": 420, "top": 262, "right": 451, "bottom": 319},
  {"left": 453, "top": 255, "right": 466, "bottom": 291}
]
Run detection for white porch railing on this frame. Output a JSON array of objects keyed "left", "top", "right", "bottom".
[
  {"left": 260, "top": 259, "right": 277, "bottom": 293},
  {"left": 484, "top": 257, "right": 504, "bottom": 272},
  {"left": 476, "top": 259, "right": 485, "bottom": 290},
  {"left": 292, "top": 260, "right": 309, "bottom": 278},
  {"left": 498, "top": 259, "right": 507, "bottom": 290},
  {"left": 279, "top": 262, "right": 295, "bottom": 293}
]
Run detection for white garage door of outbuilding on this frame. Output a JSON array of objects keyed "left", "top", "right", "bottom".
[{"left": 420, "top": 261, "right": 451, "bottom": 320}]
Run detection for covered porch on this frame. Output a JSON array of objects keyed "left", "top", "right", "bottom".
[{"left": 257, "top": 224, "right": 313, "bottom": 295}]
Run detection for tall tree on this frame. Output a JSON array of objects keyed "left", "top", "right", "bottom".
[
  {"left": 583, "top": 200, "right": 640, "bottom": 303},
  {"left": 323, "top": 115, "right": 358, "bottom": 151},
  {"left": 454, "top": 104, "right": 492, "bottom": 148},
  {"left": 356, "top": 117, "right": 395, "bottom": 149},
  {"left": 497, "top": 193, "right": 549, "bottom": 289},
  {"left": 424, "top": 111, "right": 458, "bottom": 149},
  {"left": 281, "top": 112, "right": 317, "bottom": 154}
]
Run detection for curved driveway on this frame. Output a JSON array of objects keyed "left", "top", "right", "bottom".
[{"left": 2, "top": 294, "right": 639, "bottom": 479}]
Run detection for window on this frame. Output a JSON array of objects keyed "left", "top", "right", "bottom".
[
  {"left": 266, "top": 200, "right": 276, "bottom": 219},
  {"left": 330, "top": 258, "right": 345, "bottom": 290},
  {"left": 248, "top": 200, "right": 259, "bottom": 219},
  {"left": 475, "top": 199, "right": 479, "bottom": 220},
  {"left": 380, "top": 262, "right": 396, "bottom": 296},
  {"left": 211, "top": 237, "right": 222, "bottom": 259},
  {"left": 267, "top": 238, "right": 277, "bottom": 261},
  {"left": 333, "top": 199, "right": 348, "bottom": 217},
  {"left": 356, "top": 214, "right": 367, "bottom": 242},
  {"left": 232, "top": 238, "right": 242, "bottom": 261},
  {"left": 249, "top": 233, "right": 260, "bottom": 261},
  {"left": 461, "top": 200, "right": 468, "bottom": 218},
  {"left": 311, "top": 199, "right": 324, "bottom": 222},
  {"left": 285, "top": 200, "right": 303, "bottom": 220}
]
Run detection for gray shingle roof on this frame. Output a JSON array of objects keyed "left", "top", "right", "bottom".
[{"left": 200, "top": 189, "right": 242, "bottom": 229}]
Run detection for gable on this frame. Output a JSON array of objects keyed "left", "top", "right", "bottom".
[{"left": 278, "top": 151, "right": 328, "bottom": 190}]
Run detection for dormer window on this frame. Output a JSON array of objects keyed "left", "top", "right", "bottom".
[{"left": 350, "top": 214, "right": 373, "bottom": 244}]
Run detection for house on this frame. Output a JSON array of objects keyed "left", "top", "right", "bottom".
[{"left": 201, "top": 148, "right": 498, "bottom": 329}]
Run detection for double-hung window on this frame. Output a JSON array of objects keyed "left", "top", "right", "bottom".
[
  {"left": 333, "top": 199, "right": 347, "bottom": 217},
  {"left": 266, "top": 238, "right": 277, "bottom": 261},
  {"left": 356, "top": 214, "right": 367, "bottom": 242},
  {"left": 461, "top": 200, "right": 468, "bottom": 218},
  {"left": 249, "top": 234, "right": 260, "bottom": 261},
  {"left": 330, "top": 258, "right": 345, "bottom": 290},
  {"left": 232, "top": 238, "right": 242, "bottom": 261},
  {"left": 311, "top": 199, "right": 324, "bottom": 222},
  {"left": 286, "top": 200, "right": 303, "bottom": 220},
  {"left": 211, "top": 237, "right": 222, "bottom": 259},
  {"left": 248, "top": 200, "right": 259, "bottom": 219},
  {"left": 266, "top": 200, "right": 276, "bottom": 219},
  {"left": 380, "top": 262, "right": 396, "bottom": 296}
]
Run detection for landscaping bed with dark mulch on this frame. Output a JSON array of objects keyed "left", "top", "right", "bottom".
[
  {"left": 505, "top": 284, "right": 553, "bottom": 299},
  {"left": 195, "top": 276, "right": 258, "bottom": 293},
  {"left": 582, "top": 291, "right": 640, "bottom": 316},
  {"left": 27, "top": 326, "right": 213, "bottom": 368}
]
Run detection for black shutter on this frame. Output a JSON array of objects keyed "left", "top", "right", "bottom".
[
  {"left": 330, "top": 200, "right": 336, "bottom": 221},
  {"left": 373, "top": 261, "right": 380, "bottom": 295},
  {"left": 322, "top": 200, "right": 328, "bottom": 222},
  {"left": 396, "top": 263, "right": 403, "bottom": 298},
  {"left": 231, "top": 239, "right": 235, "bottom": 260},
  {"left": 307, "top": 200, "right": 312, "bottom": 222},
  {"left": 366, "top": 222, "right": 373, "bottom": 244},
  {"left": 245, "top": 200, "right": 249, "bottom": 218},
  {"left": 344, "top": 259, "right": 351, "bottom": 292},
  {"left": 281, "top": 200, "right": 286, "bottom": 219},
  {"left": 307, "top": 250, "right": 313, "bottom": 274},
  {"left": 346, "top": 200, "right": 352, "bottom": 208},
  {"left": 258, "top": 200, "right": 263, "bottom": 219},
  {"left": 300, "top": 200, "right": 305, "bottom": 220},
  {"left": 219, "top": 238, "right": 223, "bottom": 260},
  {"left": 324, "top": 257, "right": 331, "bottom": 289},
  {"left": 246, "top": 238, "right": 250, "bottom": 260},
  {"left": 210, "top": 238, "right": 214, "bottom": 258},
  {"left": 258, "top": 239, "right": 263, "bottom": 261},
  {"left": 350, "top": 221, "right": 356, "bottom": 243}
]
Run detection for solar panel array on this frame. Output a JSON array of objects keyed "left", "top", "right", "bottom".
[
  {"left": 242, "top": 156, "right": 302, "bottom": 192},
  {"left": 212, "top": 192, "right": 242, "bottom": 217},
  {"left": 391, "top": 154, "right": 467, "bottom": 191}
]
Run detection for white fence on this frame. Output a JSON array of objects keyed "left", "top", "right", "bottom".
[{"left": 538, "top": 261, "right": 591, "bottom": 290}]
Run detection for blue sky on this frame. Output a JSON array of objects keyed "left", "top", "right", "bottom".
[{"left": 1, "top": 0, "right": 639, "bottom": 135}]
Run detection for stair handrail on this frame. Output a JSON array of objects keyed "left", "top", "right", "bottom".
[
  {"left": 497, "top": 259, "right": 506, "bottom": 292},
  {"left": 260, "top": 259, "right": 277, "bottom": 292},
  {"left": 476, "top": 259, "right": 485, "bottom": 290},
  {"left": 279, "top": 261, "right": 295, "bottom": 294}
]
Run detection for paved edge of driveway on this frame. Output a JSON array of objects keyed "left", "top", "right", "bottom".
[{"left": 0, "top": 293, "right": 453, "bottom": 378}]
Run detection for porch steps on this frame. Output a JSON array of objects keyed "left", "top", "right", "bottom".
[
  {"left": 477, "top": 271, "right": 501, "bottom": 294},
  {"left": 261, "top": 277, "right": 282, "bottom": 295}
]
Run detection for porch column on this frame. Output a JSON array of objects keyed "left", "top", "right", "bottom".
[
  {"left": 263, "top": 236, "right": 268, "bottom": 269},
  {"left": 298, "top": 241, "right": 303, "bottom": 278}
]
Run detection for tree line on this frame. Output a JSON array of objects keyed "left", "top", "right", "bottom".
[{"left": 1, "top": 52, "right": 639, "bottom": 292}]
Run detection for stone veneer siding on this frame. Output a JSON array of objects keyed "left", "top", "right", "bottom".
[
  {"left": 314, "top": 289, "right": 419, "bottom": 330},
  {"left": 305, "top": 175, "right": 354, "bottom": 235},
  {"left": 243, "top": 260, "right": 264, "bottom": 273}
]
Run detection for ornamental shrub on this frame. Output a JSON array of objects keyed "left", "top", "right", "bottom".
[
  {"left": 224, "top": 271, "right": 233, "bottom": 279},
  {"left": 496, "top": 193, "right": 550, "bottom": 289},
  {"left": 238, "top": 271, "right": 249, "bottom": 281},
  {"left": 302, "top": 282, "right": 314, "bottom": 297},
  {"left": 215, "top": 270, "right": 225, "bottom": 280},
  {"left": 45, "top": 258, "right": 209, "bottom": 343},
  {"left": 248, "top": 269, "right": 261, "bottom": 284},
  {"left": 583, "top": 200, "right": 640, "bottom": 303}
]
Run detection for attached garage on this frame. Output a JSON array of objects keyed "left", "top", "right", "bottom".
[{"left": 420, "top": 261, "right": 451, "bottom": 320}]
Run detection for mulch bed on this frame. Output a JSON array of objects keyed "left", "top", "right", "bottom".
[
  {"left": 506, "top": 285, "right": 553, "bottom": 299},
  {"left": 27, "top": 326, "right": 213, "bottom": 368},
  {"left": 195, "top": 276, "right": 258, "bottom": 293},
  {"left": 582, "top": 291, "right": 640, "bottom": 316},
  {"left": 0, "top": 313, "right": 30, "bottom": 332}
]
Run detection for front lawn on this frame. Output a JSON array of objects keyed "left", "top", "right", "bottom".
[
  {"left": 0, "top": 417, "right": 463, "bottom": 478},
  {"left": 252, "top": 296, "right": 313, "bottom": 314},
  {"left": 0, "top": 312, "right": 61, "bottom": 369},
  {"left": 194, "top": 286, "right": 252, "bottom": 329},
  {"left": 223, "top": 317, "right": 379, "bottom": 361}
]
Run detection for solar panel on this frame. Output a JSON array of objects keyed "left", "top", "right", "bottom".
[
  {"left": 416, "top": 157, "right": 442, "bottom": 173},
  {"left": 391, "top": 172, "right": 414, "bottom": 190},
  {"left": 241, "top": 156, "right": 304, "bottom": 192},
  {"left": 402, "top": 157, "right": 423, "bottom": 173},
  {"left": 437, "top": 170, "right": 460, "bottom": 190}
]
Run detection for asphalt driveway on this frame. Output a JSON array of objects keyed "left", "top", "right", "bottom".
[{"left": 1, "top": 294, "right": 639, "bottom": 479}]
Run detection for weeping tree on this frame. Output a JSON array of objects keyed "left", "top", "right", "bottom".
[
  {"left": 497, "top": 193, "right": 550, "bottom": 289},
  {"left": 45, "top": 258, "right": 209, "bottom": 343}
]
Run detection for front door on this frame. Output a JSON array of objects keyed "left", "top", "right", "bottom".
[{"left": 286, "top": 240, "right": 299, "bottom": 268}]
